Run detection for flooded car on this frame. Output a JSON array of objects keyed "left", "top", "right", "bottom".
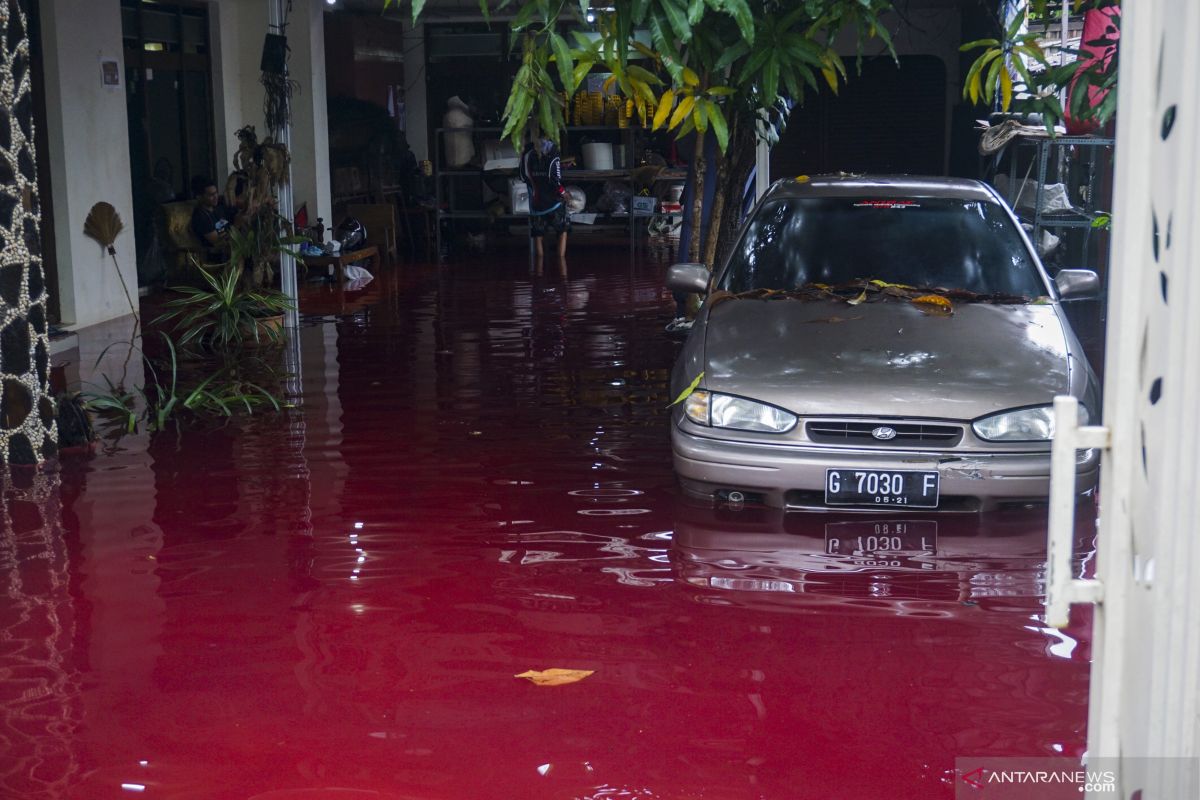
[{"left": 667, "top": 176, "right": 1102, "bottom": 512}]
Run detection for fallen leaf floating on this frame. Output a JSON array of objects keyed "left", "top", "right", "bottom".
[
  {"left": 515, "top": 669, "right": 595, "bottom": 686},
  {"left": 911, "top": 294, "right": 954, "bottom": 316},
  {"left": 846, "top": 290, "right": 868, "bottom": 306}
]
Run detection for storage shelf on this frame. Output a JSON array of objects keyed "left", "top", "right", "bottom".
[{"left": 436, "top": 124, "right": 676, "bottom": 258}]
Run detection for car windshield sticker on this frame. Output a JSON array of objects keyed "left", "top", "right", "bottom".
[{"left": 853, "top": 200, "right": 921, "bottom": 209}]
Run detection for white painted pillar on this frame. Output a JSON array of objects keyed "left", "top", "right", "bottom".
[
  {"left": 754, "top": 138, "right": 770, "bottom": 200},
  {"left": 285, "top": 0, "right": 332, "bottom": 226},
  {"left": 37, "top": 0, "right": 139, "bottom": 328}
]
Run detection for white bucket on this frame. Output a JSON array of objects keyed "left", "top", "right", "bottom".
[{"left": 582, "top": 142, "right": 614, "bottom": 171}]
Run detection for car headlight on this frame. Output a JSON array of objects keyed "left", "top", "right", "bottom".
[
  {"left": 972, "top": 404, "right": 1089, "bottom": 442},
  {"left": 683, "top": 391, "right": 797, "bottom": 433}
]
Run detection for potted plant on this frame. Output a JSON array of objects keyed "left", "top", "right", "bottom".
[{"left": 154, "top": 261, "right": 294, "bottom": 349}]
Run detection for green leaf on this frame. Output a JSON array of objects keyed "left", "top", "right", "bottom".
[
  {"left": 763, "top": 54, "right": 779, "bottom": 105},
  {"left": 707, "top": 101, "right": 729, "bottom": 151},
  {"left": 1006, "top": 8, "right": 1025, "bottom": 40},
  {"left": 668, "top": 371, "right": 705, "bottom": 408},
  {"left": 573, "top": 60, "right": 594, "bottom": 90},
  {"left": 661, "top": 0, "right": 692, "bottom": 43},
  {"left": 687, "top": 0, "right": 705, "bottom": 25},
  {"left": 512, "top": 1, "right": 538, "bottom": 30},
  {"left": 693, "top": 97, "right": 708, "bottom": 132},
  {"left": 627, "top": 64, "right": 663, "bottom": 86},
  {"left": 722, "top": 0, "right": 755, "bottom": 45},
  {"left": 714, "top": 41, "right": 749, "bottom": 73},
  {"left": 959, "top": 38, "right": 1000, "bottom": 52},
  {"left": 550, "top": 32, "right": 575, "bottom": 92},
  {"left": 983, "top": 53, "right": 1003, "bottom": 103},
  {"left": 411, "top": 0, "right": 427, "bottom": 24},
  {"left": 738, "top": 46, "right": 772, "bottom": 86}
]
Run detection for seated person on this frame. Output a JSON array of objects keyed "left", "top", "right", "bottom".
[{"left": 189, "top": 176, "right": 236, "bottom": 258}]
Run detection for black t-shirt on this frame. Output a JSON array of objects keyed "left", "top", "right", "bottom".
[
  {"left": 520, "top": 146, "right": 563, "bottom": 213},
  {"left": 190, "top": 203, "right": 230, "bottom": 243}
]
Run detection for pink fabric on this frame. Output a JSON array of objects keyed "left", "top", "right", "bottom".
[{"left": 1065, "top": 6, "right": 1121, "bottom": 134}]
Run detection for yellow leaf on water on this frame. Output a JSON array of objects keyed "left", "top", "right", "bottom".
[
  {"left": 869, "top": 279, "right": 915, "bottom": 290},
  {"left": 515, "top": 669, "right": 595, "bottom": 686},
  {"left": 795, "top": 175, "right": 810, "bottom": 183},
  {"left": 847, "top": 290, "right": 868, "bottom": 306},
  {"left": 911, "top": 294, "right": 953, "bottom": 315}
]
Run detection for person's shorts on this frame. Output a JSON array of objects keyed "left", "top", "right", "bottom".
[{"left": 529, "top": 205, "right": 571, "bottom": 237}]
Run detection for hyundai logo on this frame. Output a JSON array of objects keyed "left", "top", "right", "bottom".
[{"left": 871, "top": 426, "right": 898, "bottom": 441}]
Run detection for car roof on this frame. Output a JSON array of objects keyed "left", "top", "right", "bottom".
[{"left": 763, "top": 174, "right": 999, "bottom": 203}]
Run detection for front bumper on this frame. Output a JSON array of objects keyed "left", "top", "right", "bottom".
[{"left": 672, "top": 424, "right": 1100, "bottom": 511}]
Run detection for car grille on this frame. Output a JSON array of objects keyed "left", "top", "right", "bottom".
[{"left": 805, "top": 420, "right": 964, "bottom": 448}]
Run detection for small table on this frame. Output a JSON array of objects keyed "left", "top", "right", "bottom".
[{"left": 301, "top": 245, "right": 380, "bottom": 281}]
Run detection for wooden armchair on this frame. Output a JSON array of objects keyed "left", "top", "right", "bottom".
[{"left": 156, "top": 200, "right": 204, "bottom": 283}]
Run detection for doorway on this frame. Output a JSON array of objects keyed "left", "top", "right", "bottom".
[{"left": 121, "top": 0, "right": 216, "bottom": 287}]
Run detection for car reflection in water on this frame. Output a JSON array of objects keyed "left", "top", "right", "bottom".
[{"left": 670, "top": 496, "right": 1098, "bottom": 614}]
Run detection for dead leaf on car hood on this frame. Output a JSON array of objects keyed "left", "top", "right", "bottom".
[
  {"left": 515, "top": 669, "right": 595, "bottom": 686},
  {"left": 911, "top": 294, "right": 954, "bottom": 316}
]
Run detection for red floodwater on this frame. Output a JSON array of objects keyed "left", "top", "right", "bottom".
[{"left": 1, "top": 249, "right": 1094, "bottom": 799}]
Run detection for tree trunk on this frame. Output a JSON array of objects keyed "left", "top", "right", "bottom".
[
  {"left": 710, "top": 110, "right": 758, "bottom": 271},
  {"left": 702, "top": 148, "right": 730, "bottom": 268},
  {"left": 687, "top": 138, "right": 706, "bottom": 263},
  {"left": 0, "top": 0, "right": 57, "bottom": 465}
]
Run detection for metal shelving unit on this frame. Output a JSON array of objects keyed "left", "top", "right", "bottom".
[
  {"left": 1008, "top": 134, "right": 1115, "bottom": 266},
  {"left": 434, "top": 125, "right": 681, "bottom": 258}
]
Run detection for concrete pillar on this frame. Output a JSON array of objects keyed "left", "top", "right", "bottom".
[{"left": 37, "top": 0, "right": 139, "bottom": 328}]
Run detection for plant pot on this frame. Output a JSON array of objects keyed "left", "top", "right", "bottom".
[{"left": 243, "top": 313, "right": 284, "bottom": 345}]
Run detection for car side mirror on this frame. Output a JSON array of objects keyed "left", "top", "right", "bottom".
[
  {"left": 666, "top": 263, "right": 710, "bottom": 294},
  {"left": 1055, "top": 269, "right": 1101, "bottom": 300}
]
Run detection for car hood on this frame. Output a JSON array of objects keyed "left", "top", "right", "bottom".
[{"left": 701, "top": 299, "right": 1071, "bottom": 420}]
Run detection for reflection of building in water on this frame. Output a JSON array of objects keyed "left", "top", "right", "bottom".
[{"left": 0, "top": 469, "right": 84, "bottom": 796}]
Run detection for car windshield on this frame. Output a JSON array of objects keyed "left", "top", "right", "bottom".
[{"left": 718, "top": 196, "right": 1047, "bottom": 299}]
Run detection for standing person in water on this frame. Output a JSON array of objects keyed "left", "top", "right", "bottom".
[{"left": 520, "top": 135, "right": 570, "bottom": 272}]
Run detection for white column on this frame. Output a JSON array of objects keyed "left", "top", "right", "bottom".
[
  {"left": 286, "top": 0, "right": 332, "bottom": 225},
  {"left": 754, "top": 139, "right": 770, "bottom": 201},
  {"left": 38, "top": 0, "right": 139, "bottom": 328}
]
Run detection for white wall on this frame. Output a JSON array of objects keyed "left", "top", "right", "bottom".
[{"left": 38, "top": 0, "right": 139, "bottom": 328}]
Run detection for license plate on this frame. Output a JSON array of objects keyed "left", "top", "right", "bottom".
[
  {"left": 825, "top": 520, "right": 938, "bottom": 556},
  {"left": 824, "top": 468, "right": 939, "bottom": 508}
]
